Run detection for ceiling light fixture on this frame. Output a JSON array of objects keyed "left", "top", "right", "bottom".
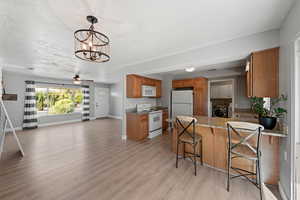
[
  {"left": 185, "top": 67, "right": 195, "bottom": 72},
  {"left": 74, "top": 16, "right": 110, "bottom": 63},
  {"left": 73, "top": 75, "right": 81, "bottom": 85}
]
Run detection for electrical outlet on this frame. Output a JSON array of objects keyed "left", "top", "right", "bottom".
[{"left": 284, "top": 151, "right": 288, "bottom": 161}]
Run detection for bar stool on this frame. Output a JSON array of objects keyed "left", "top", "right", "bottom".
[
  {"left": 175, "top": 116, "right": 203, "bottom": 176},
  {"left": 226, "top": 121, "right": 264, "bottom": 200}
]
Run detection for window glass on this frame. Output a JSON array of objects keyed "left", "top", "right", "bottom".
[{"left": 36, "top": 87, "right": 83, "bottom": 116}]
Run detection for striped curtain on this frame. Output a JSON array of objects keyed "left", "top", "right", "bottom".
[
  {"left": 82, "top": 86, "right": 90, "bottom": 121},
  {"left": 23, "top": 80, "right": 38, "bottom": 130}
]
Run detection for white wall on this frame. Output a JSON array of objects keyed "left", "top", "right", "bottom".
[
  {"left": 109, "top": 81, "right": 123, "bottom": 118},
  {"left": 2, "top": 70, "right": 110, "bottom": 128},
  {"left": 278, "top": 0, "right": 300, "bottom": 199},
  {"left": 160, "top": 74, "right": 174, "bottom": 112},
  {"left": 107, "top": 30, "right": 280, "bottom": 82}
]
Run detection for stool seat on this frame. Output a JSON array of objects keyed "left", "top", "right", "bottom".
[{"left": 179, "top": 133, "right": 202, "bottom": 144}]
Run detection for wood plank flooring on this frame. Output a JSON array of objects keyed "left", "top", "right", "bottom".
[{"left": 0, "top": 118, "right": 266, "bottom": 200}]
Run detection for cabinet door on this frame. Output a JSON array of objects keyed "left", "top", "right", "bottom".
[
  {"left": 162, "top": 110, "right": 168, "bottom": 130},
  {"left": 172, "top": 80, "right": 184, "bottom": 88},
  {"left": 213, "top": 129, "right": 228, "bottom": 170},
  {"left": 139, "top": 114, "right": 149, "bottom": 139},
  {"left": 155, "top": 80, "right": 162, "bottom": 98},
  {"left": 172, "top": 79, "right": 193, "bottom": 88},
  {"left": 196, "top": 126, "right": 214, "bottom": 166},
  {"left": 127, "top": 75, "right": 142, "bottom": 98},
  {"left": 251, "top": 48, "right": 279, "bottom": 97},
  {"left": 142, "top": 78, "right": 155, "bottom": 86}
]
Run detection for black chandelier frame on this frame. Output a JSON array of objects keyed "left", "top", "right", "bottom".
[{"left": 74, "top": 16, "right": 110, "bottom": 63}]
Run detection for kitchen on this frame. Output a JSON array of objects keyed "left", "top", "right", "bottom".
[{"left": 125, "top": 47, "right": 286, "bottom": 198}]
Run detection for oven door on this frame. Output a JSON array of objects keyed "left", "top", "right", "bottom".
[{"left": 149, "top": 112, "right": 162, "bottom": 132}]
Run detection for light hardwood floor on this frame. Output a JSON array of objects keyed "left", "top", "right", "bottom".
[{"left": 0, "top": 118, "right": 270, "bottom": 200}]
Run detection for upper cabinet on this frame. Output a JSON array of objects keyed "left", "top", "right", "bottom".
[
  {"left": 126, "top": 74, "right": 162, "bottom": 98},
  {"left": 246, "top": 47, "right": 279, "bottom": 98},
  {"left": 172, "top": 77, "right": 208, "bottom": 116}
]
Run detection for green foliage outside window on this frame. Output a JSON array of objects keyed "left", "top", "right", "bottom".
[
  {"left": 49, "top": 99, "right": 75, "bottom": 114},
  {"left": 36, "top": 87, "right": 83, "bottom": 115}
]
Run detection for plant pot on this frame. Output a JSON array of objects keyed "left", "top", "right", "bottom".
[{"left": 259, "top": 117, "right": 277, "bottom": 130}]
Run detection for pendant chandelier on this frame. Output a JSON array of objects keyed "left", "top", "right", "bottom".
[{"left": 74, "top": 16, "right": 110, "bottom": 63}]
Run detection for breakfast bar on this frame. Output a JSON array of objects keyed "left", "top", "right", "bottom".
[{"left": 171, "top": 116, "right": 287, "bottom": 185}]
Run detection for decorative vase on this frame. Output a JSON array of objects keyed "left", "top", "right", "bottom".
[{"left": 259, "top": 117, "right": 277, "bottom": 130}]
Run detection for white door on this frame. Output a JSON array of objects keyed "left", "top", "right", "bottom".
[{"left": 94, "top": 87, "right": 109, "bottom": 118}]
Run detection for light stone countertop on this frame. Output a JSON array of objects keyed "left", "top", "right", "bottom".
[{"left": 167, "top": 116, "right": 287, "bottom": 138}]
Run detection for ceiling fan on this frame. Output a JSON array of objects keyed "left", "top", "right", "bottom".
[{"left": 73, "top": 74, "right": 94, "bottom": 85}]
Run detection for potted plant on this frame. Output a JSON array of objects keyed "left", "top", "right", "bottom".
[{"left": 250, "top": 95, "right": 287, "bottom": 130}]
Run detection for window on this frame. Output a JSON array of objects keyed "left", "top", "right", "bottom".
[{"left": 36, "top": 87, "right": 83, "bottom": 116}]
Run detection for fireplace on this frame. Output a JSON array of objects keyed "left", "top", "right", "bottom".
[{"left": 211, "top": 98, "right": 232, "bottom": 118}]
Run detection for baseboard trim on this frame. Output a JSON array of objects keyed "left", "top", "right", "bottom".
[
  {"left": 108, "top": 115, "right": 122, "bottom": 120},
  {"left": 5, "top": 127, "right": 22, "bottom": 132},
  {"left": 278, "top": 181, "right": 289, "bottom": 200},
  {"left": 122, "top": 135, "right": 127, "bottom": 140},
  {"left": 38, "top": 119, "right": 82, "bottom": 128},
  {"left": 6, "top": 118, "right": 97, "bottom": 132}
]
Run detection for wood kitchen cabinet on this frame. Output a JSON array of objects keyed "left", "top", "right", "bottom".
[
  {"left": 126, "top": 113, "right": 149, "bottom": 141},
  {"left": 154, "top": 80, "right": 162, "bottom": 98},
  {"left": 126, "top": 74, "right": 162, "bottom": 98},
  {"left": 162, "top": 109, "right": 169, "bottom": 131},
  {"left": 172, "top": 77, "right": 208, "bottom": 116},
  {"left": 126, "top": 74, "right": 143, "bottom": 98},
  {"left": 246, "top": 47, "right": 279, "bottom": 98}
]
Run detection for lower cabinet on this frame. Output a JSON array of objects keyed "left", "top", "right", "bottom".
[
  {"left": 162, "top": 109, "right": 169, "bottom": 131},
  {"left": 126, "top": 113, "right": 149, "bottom": 141}
]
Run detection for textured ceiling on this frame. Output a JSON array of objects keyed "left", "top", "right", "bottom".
[{"left": 0, "top": 0, "right": 294, "bottom": 82}]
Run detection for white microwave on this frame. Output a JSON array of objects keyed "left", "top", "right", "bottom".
[{"left": 142, "top": 85, "right": 156, "bottom": 97}]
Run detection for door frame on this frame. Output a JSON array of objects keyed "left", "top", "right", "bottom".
[
  {"left": 94, "top": 87, "right": 110, "bottom": 119},
  {"left": 291, "top": 37, "right": 300, "bottom": 200},
  {"left": 208, "top": 78, "right": 235, "bottom": 117}
]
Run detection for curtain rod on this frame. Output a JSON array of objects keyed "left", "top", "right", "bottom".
[{"left": 25, "top": 81, "right": 88, "bottom": 87}]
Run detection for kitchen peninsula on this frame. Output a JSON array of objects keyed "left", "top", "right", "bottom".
[{"left": 171, "top": 116, "right": 287, "bottom": 185}]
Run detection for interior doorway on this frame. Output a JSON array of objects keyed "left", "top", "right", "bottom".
[
  {"left": 208, "top": 79, "right": 234, "bottom": 118},
  {"left": 94, "top": 87, "right": 110, "bottom": 118}
]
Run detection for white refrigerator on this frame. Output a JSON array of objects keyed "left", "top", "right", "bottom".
[{"left": 171, "top": 90, "right": 193, "bottom": 118}]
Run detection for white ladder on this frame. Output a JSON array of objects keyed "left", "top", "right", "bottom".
[{"left": 0, "top": 100, "right": 24, "bottom": 159}]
